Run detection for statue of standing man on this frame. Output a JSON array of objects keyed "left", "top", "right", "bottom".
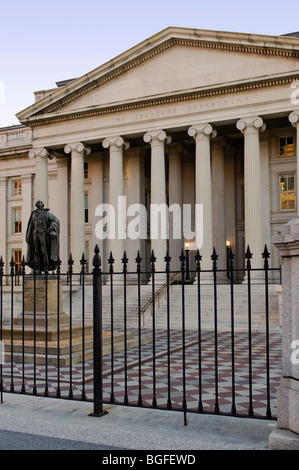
[{"left": 26, "top": 200, "right": 60, "bottom": 273}]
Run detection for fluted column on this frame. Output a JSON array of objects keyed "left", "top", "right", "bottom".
[
  {"left": 65, "top": 142, "right": 91, "bottom": 272},
  {"left": 167, "top": 142, "right": 183, "bottom": 275},
  {"left": 211, "top": 136, "right": 227, "bottom": 279},
  {"left": 103, "top": 136, "right": 129, "bottom": 274},
  {"left": 29, "top": 147, "right": 52, "bottom": 206},
  {"left": 237, "top": 116, "right": 266, "bottom": 270},
  {"left": 144, "top": 130, "right": 171, "bottom": 280},
  {"left": 188, "top": 124, "right": 216, "bottom": 275},
  {"left": 289, "top": 111, "right": 299, "bottom": 214}
]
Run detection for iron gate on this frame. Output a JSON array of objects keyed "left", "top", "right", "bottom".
[{"left": 0, "top": 245, "right": 282, "bottom": 424}]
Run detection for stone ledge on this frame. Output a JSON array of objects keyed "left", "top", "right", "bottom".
[{"left": 269, "top": 427, "right": 299, "bottom": 450}]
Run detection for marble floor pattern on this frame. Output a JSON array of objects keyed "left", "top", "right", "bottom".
[{"left": 1, "top": 329, "right": 282, "bottom": 419}]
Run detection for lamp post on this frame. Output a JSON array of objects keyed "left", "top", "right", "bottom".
[
  {"left": 226, "top": 240, "right": 230, "bottom": 278},
  {"left": 185, "top": 243, "right": 190, "bottom": 282}
]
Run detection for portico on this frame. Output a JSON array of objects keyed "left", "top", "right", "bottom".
[{"left": 0, "top": 27, "right": 297, "bottom": 281}]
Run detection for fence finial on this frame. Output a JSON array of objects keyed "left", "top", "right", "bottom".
[
  {"left": 80, "top": 253, "right": 87, "bottom": 273},
  {"left": 10, "top": 256, "right": 15, "bottom": 275},
  {"left": 164, "top": 250, "right": 171, "bottom": 267},
  {"left": 68, "top": 253, "right": 74, "bottom": 273},
  {"left": 179, "top": 248, "right": 186, "bottom": 271},
  {"left": 121, "top": 251, "right": 128, "bottom": 272},
  {"left": 108, "top": 251, "right": 115, "bottom": 273},
  {"left": 150, "top": 250, "right": 156, "bottom": 272},
  {"left": 135, "top": 250, "right": 142, "bottom": 265},
  {"left": 262, "top": 244, "right": 270, "bottom": 269},
  {"left": 93, "top": 245, "right": 101, "bottom": 271}
]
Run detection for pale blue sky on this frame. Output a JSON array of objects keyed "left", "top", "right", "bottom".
[{"left": 0, "top": 0, "right": 298, "bottom": 127}]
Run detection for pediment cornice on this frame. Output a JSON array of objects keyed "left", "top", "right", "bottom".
[
  {"left": 16, "top": 27, "right": 299, "bottom": 126},
  {"left": 20, "top": 72, "right": 299, "bottom": 127}
]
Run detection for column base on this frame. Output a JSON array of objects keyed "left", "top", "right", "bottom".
[
  {"left": 193, "top": 271, "right": 214, "bottom": 285},
  {"left": 242, "top": 271, "right": 265, "bottom": 285},
  {"left": 148, "top": 273, "right": 167, "bottom": 285}
]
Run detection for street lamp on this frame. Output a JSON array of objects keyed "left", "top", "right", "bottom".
[
  {"left": 185, "top": 242, "right": 190, "bottom": 281},
  {"left": 226, "top": 240, "right": 230, "bottom": 278}
]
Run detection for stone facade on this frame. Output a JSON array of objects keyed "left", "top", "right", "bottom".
[{"left": 0, "top": 27, "right": 298, "bottom": 278}]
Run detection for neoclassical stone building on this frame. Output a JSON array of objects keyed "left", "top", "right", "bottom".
[{"left": 0, "top": 27, "right": 299, "bottom": 281}]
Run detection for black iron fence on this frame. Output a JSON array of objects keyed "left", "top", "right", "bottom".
[{"left": 0, "top": 245, "right": 282, "bottom": 424}]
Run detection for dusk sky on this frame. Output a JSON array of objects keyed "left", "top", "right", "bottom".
[{"left": 0, "top": 0, "right": 298, "bottom": 127}]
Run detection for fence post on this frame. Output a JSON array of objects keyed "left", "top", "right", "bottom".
[
  {"left": 269, "top": 219, "right": 299, "bottom": 449},
  {"left": 89, "top": 245, "right": 107, "bottom": 417}
]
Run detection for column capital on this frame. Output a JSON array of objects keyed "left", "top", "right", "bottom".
[
  {"left": 102, "top": 136, "right": 130, "bottom": 151},
  {"left": 236, "top": 116, "right": 266, "bottom": 134},
  {"left": 143, "top": 130, "right": 172, "bottom": 146},
  {"left": 289, "top": 110, "right": 299, "bottom": 127},
  {"left": 64, "top": 142, "right": 91, "bottom": 155},
  {"left": 188, "top": 124, "right": 217, "bottom": 141},
  {"left": 29, "top": 147, "right": 53, "bottom": 160}
]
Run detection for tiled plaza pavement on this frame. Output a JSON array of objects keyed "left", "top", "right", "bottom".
[{"left": 1, "top": 329, "right": 282, "bottom": 419}]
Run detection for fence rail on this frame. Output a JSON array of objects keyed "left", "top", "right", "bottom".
[{"left": 0, "top": 245, "right": 282, "bottom": 424}]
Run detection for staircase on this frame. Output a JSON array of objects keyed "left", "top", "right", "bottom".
[
  {"left": 142, "top": 283, "right": 281, "bottom": 332},
  {"left": 1, "top": 281, "right": 281, "bottom": 333},
  {"left": 66, "top": 281, "right": 281, "bottom": 332}
]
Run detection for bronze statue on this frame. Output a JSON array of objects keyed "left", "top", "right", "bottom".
[{"left": 26, "top": 200, "right": 60, "bottom": 273}]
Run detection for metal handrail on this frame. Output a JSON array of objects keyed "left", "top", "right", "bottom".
[{"left": 141, "top": 272, "right": 178, "bottom": 322}]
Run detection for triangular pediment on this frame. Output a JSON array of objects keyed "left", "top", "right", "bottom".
[{"left": 17, "top": 27, "right": 299, "bottom": 125}]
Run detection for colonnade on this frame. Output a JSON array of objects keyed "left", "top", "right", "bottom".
[{"left": 28, "top": 113, "right": 299, "bottom": 276}]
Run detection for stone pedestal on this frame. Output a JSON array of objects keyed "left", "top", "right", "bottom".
[
  {"left": 269, "top": 219, "right": 299, "bottom": 449},
  {"left": 2, "top": 278, "right": 93, "bottom": 366}
]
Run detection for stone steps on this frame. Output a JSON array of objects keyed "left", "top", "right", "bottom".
[
  {"left": 1, "top": 282, "right": 281, "bottom": 332},
  {"left": 142, "top": 284, "right": 280, "bottom": 331},
  {"left": 3, "top": 331, "right": 150, "bottom": 367}
]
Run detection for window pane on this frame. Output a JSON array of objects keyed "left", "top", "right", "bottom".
[
  {"left": 279, "top": 136, "right": 295, "bottom": 157},
  {"left": 13, "top": 250, "right": 22, "bottom": 274},
  {"left": 13, "top": 208, "right": 22, "bottom": 233},
  {"left": 13, "top": 180, "right": 22, "bottom": 196},
  {"left": 288, "top": 175, "right": 294, "bottom": 190},
  {"left": 85, "top": 194, "right": 88, "bottom": 223},
  {"left": 280, "top": 175, "right": 296, "bottom": 210}
]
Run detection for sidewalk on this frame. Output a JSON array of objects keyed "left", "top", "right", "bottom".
[{"left": 0, "top": 392, "right": 276, "bottom": 450}]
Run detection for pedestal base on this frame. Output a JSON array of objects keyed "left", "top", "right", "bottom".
[{"left": 269, "top": 427, "right": 299, "bottom": 450}]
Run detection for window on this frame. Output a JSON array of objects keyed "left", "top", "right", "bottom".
[
  {"left": 13, "top": 208, "right": 22, "bottom": 233},
  {"left": 280, "top": 175, "right": 295, "bottom": 210},
  {"left": 12, "top": 180, "right": 22, "bottom": 196},
  {"left": 279, "top": 136, "right": 295, "bottom": 157},
  {"left": 13, "top": 250, "right": 22, "bottom": 274},
  {"left": 84, "top": 162, "right": 88, "bottom": 179}
]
